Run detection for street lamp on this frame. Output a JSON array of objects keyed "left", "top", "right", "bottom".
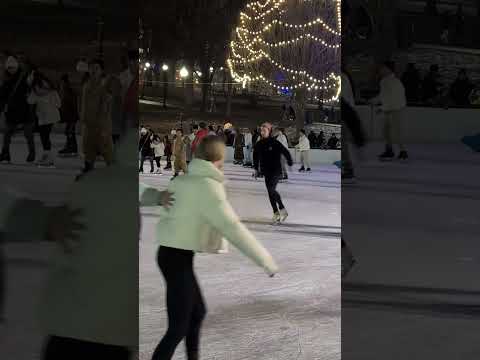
[
  {"left": 145, "top": 62, "right": 151, "bottom": 68},
  {"left": 180, "top": 66, "right": 189, "bottom": 114},
  {"left": 162, "top": 64, "right": 169, "bottom": 109},
  {"left": 180, "top": 66, "right": 189, "bottom": 78}
]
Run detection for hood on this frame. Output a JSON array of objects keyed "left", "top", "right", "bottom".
[{"left": 187, "top": 158, "right": 224, "bottom": 183}]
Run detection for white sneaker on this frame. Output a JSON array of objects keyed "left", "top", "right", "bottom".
[
  {"left": 272, "top": 212, "right": 281, "bottom": 224},
  {"left": 279, "top": 208, "right": 288, "bottom": 222},
  {"left": 156, "top": 169, "right": 163, "bottom": 175}
]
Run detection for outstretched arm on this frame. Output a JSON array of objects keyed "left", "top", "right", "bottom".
[{"left": 201, "top": 184, "right": 278, "bottom": 275}]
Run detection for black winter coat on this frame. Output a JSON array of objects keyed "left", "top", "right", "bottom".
[
  {"left": 253, "top": 137, "right": 293, "bottom": 177},
  {"left": 0, "top": 71, "right": 31, "bottom": 125}
]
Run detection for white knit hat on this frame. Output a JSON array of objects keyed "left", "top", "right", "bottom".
[{"left": 5, "top": 56, "right": 18, "bottom": 70}]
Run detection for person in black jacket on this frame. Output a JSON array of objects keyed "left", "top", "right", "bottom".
[
  {"left": 139, "top": 127, "right": 154, "bottom": 173},
  {"left": 0, "top": 55, "right": 36, "bottom": 163},
  {"left": 253, "top": 122, "right": 293, "bottom": 224}
]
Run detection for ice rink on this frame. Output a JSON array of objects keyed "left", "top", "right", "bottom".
[{"left": 139, "top": 163, "right": 341, "bottom": 360}]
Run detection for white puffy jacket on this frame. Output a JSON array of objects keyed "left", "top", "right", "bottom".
[
  {"left": 296, "top": 135, "right": 310, "bottom": 151},
  {"left": 140, "top": 158, "right": 278, "bottom": 275}
]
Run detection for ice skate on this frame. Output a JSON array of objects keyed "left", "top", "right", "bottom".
[
  {"left": 379, "top": 146, "right": 395, "bottom": 161},
  {"left": 397, "top": 150, "right": 409, "bottom": 162},
  {"left": 299, "top": 166, "right": 305, "bottom": 172},
  {"left": 279, "top": 208, "right": 288, "bottom": 222},
  {"left": 58, "top": 147, "right": 79, "bottom": 158},
  {"left": 26, "top": 152, "right": 36, "bottom": 163},
  {"left": 272, "top": 212, "right": 281, "bottom": 225},
  {"left": 36, "top": 153, "right": 55, "bottom": 168}
]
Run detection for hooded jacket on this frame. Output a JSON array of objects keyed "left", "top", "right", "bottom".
[{"left": 140, "top": 158, "right": 278, "bottom": 274}]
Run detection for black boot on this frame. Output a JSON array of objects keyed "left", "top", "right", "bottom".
[
  {"left": 26, "top": 152, "right": 35, "bottom": 163},
  {"left": 398, "top": 150, "right": 409, "bottom": 161},
  {"left": 378, "top": 145, "right": 394, "bottom": 161},
  {"left": 0, "top": 151, "right": 11, "bottom": 163}
]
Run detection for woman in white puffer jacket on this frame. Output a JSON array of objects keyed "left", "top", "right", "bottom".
[{"left": 140, "top": 135, "right": 278, "bottom": 360}]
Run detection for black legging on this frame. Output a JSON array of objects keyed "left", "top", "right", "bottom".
[
  {"left": 265, "top": 174, "right": 285, "bottom": 213},
  {"left": 39, "top": 124, "right": 53, "bottom": 151},
  {"left": 1, "top": 121, "right": 35, "bottom": 155},
  {"left": 139, "top": 155, "right": 154, "bottom": 172},
  {"left": 154, "top": 156, "right": 162, "bottom": 168},
  {"left": 152, "top": 246, "right": 207, "bottom": 360},
  {"left": 42, "top": 336, "right": 130, "bottom": 360}
]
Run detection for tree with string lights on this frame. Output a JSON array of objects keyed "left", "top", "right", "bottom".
[{"left": 228, "top": 0, "right": 341, "bottom": 130}]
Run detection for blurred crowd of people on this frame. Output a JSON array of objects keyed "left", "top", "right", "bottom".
[
  {"left": 138, "top": 120, "right": 331, "bottom": 180},
  {"left": 0, "top": 49, "right": 139, "bottom": 177},
  {"left": 401, "top": 63, "right": 479, "bottom": 107}
]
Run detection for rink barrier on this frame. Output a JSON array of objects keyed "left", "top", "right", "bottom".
[
  {"left": 356, "top": 105, "right": 480, "bottom": 143},
  {"left": 225, "top": 147, "right": 340, "bottom": 165}
]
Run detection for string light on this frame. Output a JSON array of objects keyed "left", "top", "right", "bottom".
[{"left": 228, "top": 0, "right": 341, "bottom": 100}]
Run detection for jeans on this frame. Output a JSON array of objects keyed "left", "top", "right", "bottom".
[
  {"left": 1, "top": 121, "right": 35, "bottom": 155},
  {"left": 265, "top": 174, "right": 285, "bottom": 213},
  {"left": 42, "top": 336, "right": 130, "bottom": 360},
  {"left": 152, "top": 246, "right": 207, "bottom": 360},
  {"left": 139, "top": 155, "right": 154, "bottom": 172},
  {"left": 244, "top": 146, "right": 252, "bottom": 164}
]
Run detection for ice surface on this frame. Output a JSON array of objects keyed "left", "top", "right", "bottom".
[{"left": 140, "top": 163, "right": 341, "bottom": 360}]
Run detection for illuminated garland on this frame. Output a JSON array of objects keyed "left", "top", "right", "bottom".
[{"left": 228, "top": 0, "right": 341, "bottom": 102}]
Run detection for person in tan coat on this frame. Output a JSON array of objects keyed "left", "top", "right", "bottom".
[
  {"left": 173, "top": 128, "right": 188, "bottom": 178},
  {"left": 79, "top": 59, "right": 115, "bottom": 176}
]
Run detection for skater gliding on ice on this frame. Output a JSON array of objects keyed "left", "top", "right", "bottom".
[
  {"left": 142, "top": 135, "right": 278, "bottom": 360},
  {"left": 254, "top": 122, "right": 293, "bottom": 224},
  {"left": 296, "top": 129, "right": 311, "bottom": 172}
]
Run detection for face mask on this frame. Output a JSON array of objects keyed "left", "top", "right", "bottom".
[{"left": 140, "top": 128, "right": 147, "bottom": 135}]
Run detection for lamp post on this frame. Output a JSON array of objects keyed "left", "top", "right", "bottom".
[
  {"left": 162, "top": 64, "right": 169, "bottom": 109},
  {"left": 180, "top": 66, "right": 189, "bottom": 111}
]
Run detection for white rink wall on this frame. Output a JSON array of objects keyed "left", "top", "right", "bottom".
[
  {"left": 356, "top": 105, "right": 480, "bottom": 143},
  {"left": 225, "top": 146, "right": 341, "bottom": 165}
]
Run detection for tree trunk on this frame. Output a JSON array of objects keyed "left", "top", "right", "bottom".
[
  {"left": 225, "top": 73, "right": 233, "bottom": 120},
  {"left": 294, "top": 89, "right": 306, "bottom": 137},
  {"left": 184, "top": 59, "right": 195, "bottom": 115}
]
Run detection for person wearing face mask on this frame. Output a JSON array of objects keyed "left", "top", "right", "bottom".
[
  {"left": 78, "top": 59, "right": 115, "bottom": 177},
  {"left": 27, "top": 72, "right": 62, "bottom": 167},
  {"left": 0, "top": 55, "right": 36, "bottom": 164},
  {"left": 144, "top": 135, "right": 278, "bottom": 360}
]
